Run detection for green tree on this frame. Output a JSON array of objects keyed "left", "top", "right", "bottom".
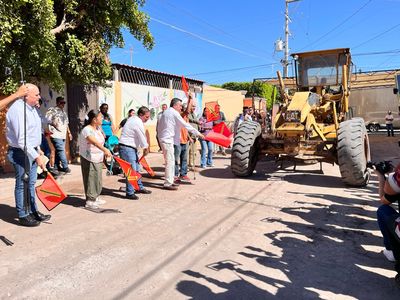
[
  {"left": 221, "top": 81, "right": 277, "bottom": 109},
  {"left": 0, "top": 0, "right": 154, "bottom": 94}
]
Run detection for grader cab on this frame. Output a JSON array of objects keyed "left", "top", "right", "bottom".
[{"left": 231, "top": 48, "right": 370, "bottom": 186}]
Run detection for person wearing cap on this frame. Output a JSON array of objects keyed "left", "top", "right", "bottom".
[
  {"left": 45, "top": 96, "right": 72, "bottom": 174},
  {"left": 385, "top": 110, "right": 395, "bottom": 137},
  {"left": 375, "top": 165, "right": 400, "bottom": 285}
]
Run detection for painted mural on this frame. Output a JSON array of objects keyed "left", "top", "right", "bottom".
[{"left": 119, "top": 82, "right": 203, "bottom": 125}]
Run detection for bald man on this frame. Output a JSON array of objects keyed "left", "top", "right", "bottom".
[
  {"left": 0, "top": 85, "right": 29, "bottom": 111},
  {"left": 6, "top": 83, "right": 51, "bottom": 227}
]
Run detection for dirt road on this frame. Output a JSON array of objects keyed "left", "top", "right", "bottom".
[{"left": 1, "top": 134, "right": 400, "bottom": 299}]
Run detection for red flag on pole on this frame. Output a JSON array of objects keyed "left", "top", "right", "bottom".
[
  {"left": 182, "top": 75, "right": 189, "bottom": 97},
  {"left": 205, "top": 131, "right": 232, "bottom": 148},
  {"left": 114, "top": 156, "right": 142, "bottom": 190},
  {"left": 212, "top": 122, "right": 232, "bottom": 138},
  {"left": 139, "top": 156, "right": 155, "bottom": 177},
  {"left": 205, "top": 102, "right": 219, "bottom": 122},
  {"left": 35, "top": 173, "right": 67, "bottom": 211}
]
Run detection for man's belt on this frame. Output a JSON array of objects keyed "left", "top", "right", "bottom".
[{"left": 119, "top": 143, "right": 137, "bottom": 151}]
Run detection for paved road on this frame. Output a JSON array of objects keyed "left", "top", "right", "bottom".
[{"left": 1, "top": 135, "right": 400, "bottom": 299}]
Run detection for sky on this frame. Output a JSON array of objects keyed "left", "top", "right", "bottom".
[{"left": 109, "top": 0, "right": 400, "bottom": 85}]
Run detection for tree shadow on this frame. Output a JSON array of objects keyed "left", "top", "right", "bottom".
[{"left": 176, "top": 191, "right": 400, "bottom": 299}]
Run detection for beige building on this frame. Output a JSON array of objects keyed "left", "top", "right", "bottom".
[{"left": 202, "top": 85, "right": 245, "bottom": 122}]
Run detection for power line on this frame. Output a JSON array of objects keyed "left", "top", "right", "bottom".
[
  {"left": 297, "top": 0, "right": 372, "bottom": 51},
  {"left": 150, "top": 17, "right": 269, "bottom": 60},
  {"left": 352, "top": 22, "right": 400, "bottom": 49},
  {"left": 187, "top": 63, "right": 278, "bottom": 77}
]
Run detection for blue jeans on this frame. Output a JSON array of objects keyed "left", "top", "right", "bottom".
[
  {"left": 119, "top": 145, "right": 144, "bottom": 195},
  {"left": 51, "top": 138, "right": 68, "bottom": 169},
  {"left": 7, "top": 147, "right": 39, "bottom": 218},
  {"left": 174, "top": 143, "right": 188, "bottom": 177},
  {"left": 377, "top": 204, "right": 400, "bottom": 250},
  {"left": 387, "top": 124, "right": 394, "bottom": 136},
  {"left": 200, "top": 139, "right": 213, "bottom": 167}
]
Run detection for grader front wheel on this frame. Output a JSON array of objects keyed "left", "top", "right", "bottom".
[
  {"left": 337, "top": 118, "right": 370, "bottom": 186},
  {"left": 231, "top": 121, "right": 261, "bottom": 177}
]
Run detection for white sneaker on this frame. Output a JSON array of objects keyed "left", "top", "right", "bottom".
[
  {"left": 383, "top": 249, "right": 396, "bottom": 262},
  {"left": 94, "top": 197, "right": 106, "bottom": 205},
  {"left": 85, "top": 201, "right": 99, "bottom": 209}
]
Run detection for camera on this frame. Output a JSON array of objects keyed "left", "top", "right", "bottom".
[{"left": 366, "top": 160, "right": 394, "bottom": 175}]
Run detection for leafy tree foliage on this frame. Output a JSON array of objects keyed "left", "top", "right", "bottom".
[
  {"left": 0, "top": 0, "right": 153, "bottom": 93},
  {"left": 221, "top": 81, "right": 277, "bottom": 109}
]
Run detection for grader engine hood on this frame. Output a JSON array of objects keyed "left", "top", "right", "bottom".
[{"left": 276, "top": 92, "right": 318, "bottom": 136}]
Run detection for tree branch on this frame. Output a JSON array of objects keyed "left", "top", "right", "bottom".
[{"left": 50, "top": 13, "right": 76, "bottom": 35}]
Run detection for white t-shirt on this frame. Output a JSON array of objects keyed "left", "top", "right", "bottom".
[{"left": 79, "top": 126, "right": 105, "bottom": 163}]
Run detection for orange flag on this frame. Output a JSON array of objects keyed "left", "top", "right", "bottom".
[
  {"left": 139, "top": 156, "right": 155, "bottom": 177},
  {"left": 212, "top": 122, "right": 232, "bottom": 138},
  {"left": 205, "top": 102, "right": 219, "bottom": 122},
  {"left": 182, "top": 75, "right": 189, "bottom": 97},
  {"left": 114, "top": 156, "right": 142, "bottom": 190},
  {"left": 35, "top": 173, "right": 67, "bottom": 211}
]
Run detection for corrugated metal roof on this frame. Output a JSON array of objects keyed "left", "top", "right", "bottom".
[{"left": 112, "top": 63, "right": 204, "bottom": 84}]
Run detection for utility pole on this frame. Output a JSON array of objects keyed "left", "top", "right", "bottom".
[
  {"left": 129, "top": 46, "right": 133, "bottom": 66},
  {"left": 283, "top": 0, "right": 300, "bottom": 77}
]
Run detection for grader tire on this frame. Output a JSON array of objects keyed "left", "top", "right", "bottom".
[
  {"left": 337, "top": 118, "right": 370, "bottom": 187},
  {"left": 231, "top": 121, "right": 261, "bottom": 177}
]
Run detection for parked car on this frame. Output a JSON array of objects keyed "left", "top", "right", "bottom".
[{"left": 364, "top": 111, "right": 400, "bottom": 132}]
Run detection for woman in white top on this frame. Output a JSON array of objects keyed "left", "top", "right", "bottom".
[{"left": 79, "top": 109, "right": 112, "bottom": 209}]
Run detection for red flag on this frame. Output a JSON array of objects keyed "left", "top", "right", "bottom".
[
  {"left": 212, "top": 122, "right": 232, "bottom": 138},
  {"left": 35, "top": 173, "right": 67, "bottom": 211},
  {"left": 114, "top": 156, "right": 142, "bottom": 190},
  {"left": 182, "top": 75, "right": 189, "bottom": 97},
  {"left": 205, "top": 102, "right": 219, "bottom": 122},
  {"left": 205, "top": 131, "right": 232, "bottom": 148},
  {"left": 139, "top": 156, "right": 155, "bottom": 177}
]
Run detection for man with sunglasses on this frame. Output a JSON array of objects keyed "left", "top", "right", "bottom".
[{"left": 45, "top": 96, "right": 72, "bottom": 174}]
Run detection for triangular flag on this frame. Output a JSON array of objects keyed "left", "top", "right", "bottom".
[
  {"left": 182, "top": 75, "right": 189, "bottom": 97},
  {"left": 35, "top": 173, "right": 67, "bottom": 211},
  {"left": 139, "top": 156, "right": 155, "bottom": 177},
  {"left": 114, "top": 156, "right": 142, "bottom": 190},
  {"left": 212, "top": 122, "right": 232, "bottom": 138},
  {"left": 205, "top": 101, "right": 219, "bottom": 122},
  {"left": 205, "top": 131, "right": 232, "bottom": 148}
]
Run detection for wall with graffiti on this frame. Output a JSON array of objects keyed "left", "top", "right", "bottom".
[{"left": 98, "top": 82, "right": 203, "bottom": 125}]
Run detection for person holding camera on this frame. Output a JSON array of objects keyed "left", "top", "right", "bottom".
[{"left": 374, "top": 161, "right": 400, "bottom": 285}]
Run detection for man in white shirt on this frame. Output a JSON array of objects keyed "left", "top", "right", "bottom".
[
  {"left": 45, "top": 96, "right": 72, "bottom": 173},
  {"left": 6, "top": 83, "right": 51, "bottom": 227},
  {"left": 385, "top": 110, "right": 395, "bottom": 137},
  {"left": 119, "top": 106, "right": 152, "bottom": 200},
  {"left": 158, "top": 98, "right": 204, "bottom": 190}
]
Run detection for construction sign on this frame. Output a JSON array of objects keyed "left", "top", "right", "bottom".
[
  {"left": 35, "top": 173, "right": 67, "bottom": 211},
  {"left": 114, "top": 156, "right": 142, "bottom": 190}
]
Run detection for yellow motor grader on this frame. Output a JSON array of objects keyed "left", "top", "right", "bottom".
[{"left": 231, "top": 48, "right": 370, "bottom": 186}]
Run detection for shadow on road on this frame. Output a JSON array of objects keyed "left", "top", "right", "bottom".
[{"left": 176, "top": 186, "right": 400, "bottom": 299}]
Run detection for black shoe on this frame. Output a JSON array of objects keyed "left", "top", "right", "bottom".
[
  {"left": 126, "top": 194, "right": 139, "bottom": 200},
  {"left": 59, "top": 167, "right": 71, "bottom": 174},
  {"left": 136, "top": 188, "right": 152, "bottom": 194},
  {"left": 48, "top": 167, "right": 59, "bottom": 176},
  {"left": 19, "top": 215, "right": 40, "bottom": 227},
  {"left": 32, "top": 211, "right": 51, "bottom": 222}
]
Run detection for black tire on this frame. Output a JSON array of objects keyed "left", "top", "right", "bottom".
[
  {"left": 231, "top": 121, "right": 261, "bottom": 177},
  {"left": 337, "top": 118, "right": 370, "bottom": 186},
  {"left": 367, "top": 123, "right": 380, "bottom": 132}
]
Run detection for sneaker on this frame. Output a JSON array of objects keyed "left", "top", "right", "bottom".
[
  {"left": 383, "top": 249, "right": 396, "bottom": 262},
  {"left": 179, "top": 175, "right": 191, "bottom": 183},
  {"left": 85, "top": 201, "right": 99, "bottom": 209},
  {"left": 94, "top": 197, "right": 106, "bottom": 205},
  {"left": 174, "top": 176, "right": 181, "bottom": 184}
]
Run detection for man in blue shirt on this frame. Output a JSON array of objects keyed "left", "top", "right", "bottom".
[{"left": 6, "top": 83, "right": 51, "bottom": 227}]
